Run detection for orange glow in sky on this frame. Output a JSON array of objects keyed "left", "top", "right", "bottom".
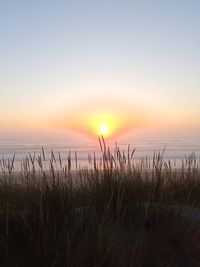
[{"left": 53, "top": 96, "right": 146, "bottom": 139}]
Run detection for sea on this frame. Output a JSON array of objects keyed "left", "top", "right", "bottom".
[{"left": 0, "top": 135, "right": 200, "bottom": 171}]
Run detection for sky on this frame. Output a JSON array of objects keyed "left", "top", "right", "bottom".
[{"left": 1, "top": 0, "right": 200, "bottom": 142}]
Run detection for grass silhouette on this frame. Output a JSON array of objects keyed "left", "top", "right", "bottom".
[{"left": 0, "top": 137, "right": 200, "bottom": 266}]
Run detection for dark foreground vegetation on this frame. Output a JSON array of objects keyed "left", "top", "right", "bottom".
[{"left": 0, "top": 139, "right": 200, "bottom": 267}]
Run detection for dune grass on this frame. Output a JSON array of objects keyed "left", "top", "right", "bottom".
[{"left": 0, "top": 138, "right": 200, "bottom": 267}]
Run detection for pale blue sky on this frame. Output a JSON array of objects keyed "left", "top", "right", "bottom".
[{"left": 1, "top": 0, "right": 200, "bottom": 138}]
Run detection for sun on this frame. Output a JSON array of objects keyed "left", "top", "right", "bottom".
[
  {"left": 99, "top": 122, "right": 109, "bottom": 136},
  {"left": 87, "top": 113, "right": 119, "bottom": 138}
]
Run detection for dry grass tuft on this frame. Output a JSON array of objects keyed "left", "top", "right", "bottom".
[{"left": 0, "top": 137, "right": 200, "bottom": 266}]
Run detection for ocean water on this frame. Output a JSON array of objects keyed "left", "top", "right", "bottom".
[{"left": 0, "top": 136, "right": 200, "bottom": 171}]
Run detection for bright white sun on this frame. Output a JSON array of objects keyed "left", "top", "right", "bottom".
[
  {"left": 87, "top": 113, "right": 120, "bottom": 138},
  {"left": 99, "top": 123, "right": 109, "bottom": 136}
]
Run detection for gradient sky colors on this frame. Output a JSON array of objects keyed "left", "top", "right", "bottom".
[{"left": 1, "top": 0, "right": 200, "bottom": 140}]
